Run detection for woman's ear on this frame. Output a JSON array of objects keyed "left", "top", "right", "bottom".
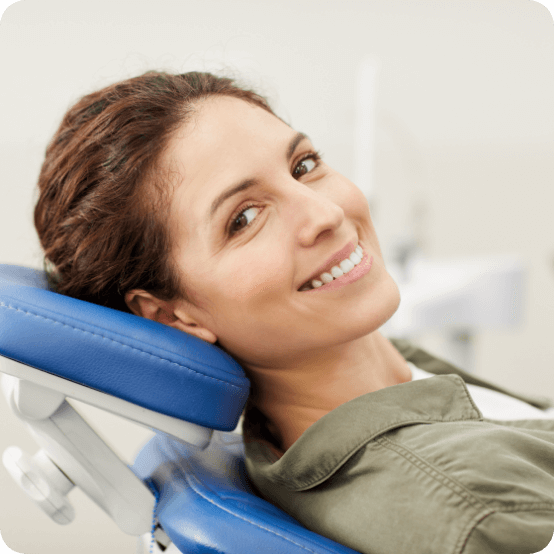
[
  {"left": 125, "top": 289, "right": 167, "bottom": 322},
  {"left": 124, "top": 289, "right": 218, "bottom": 344}
]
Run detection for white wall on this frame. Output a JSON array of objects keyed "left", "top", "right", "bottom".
[{"left": 0, "top": 1, "right": 553, "bottom": 553}]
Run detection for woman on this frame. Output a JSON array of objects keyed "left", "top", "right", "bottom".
[{"left": 34, "top": 71, "right": 554, "bottom": 554}]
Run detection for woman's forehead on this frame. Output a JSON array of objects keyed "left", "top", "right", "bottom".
[
  {"left": 169, "top": 98, "right": 298, "bottom": 218},
  {"left": 166, "top": 97, "right": 298, "bottom": 246},
  {"left": 179, "top": 96, "right": 291, "bottom": 160}
]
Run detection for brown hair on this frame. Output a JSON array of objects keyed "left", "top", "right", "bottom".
[{"left": 34, "top": 71, "right": 274, "bottom": 313}]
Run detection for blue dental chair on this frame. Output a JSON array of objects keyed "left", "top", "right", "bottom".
[{"left": 0, "top": 264, "right": 359, "bottom": 554}]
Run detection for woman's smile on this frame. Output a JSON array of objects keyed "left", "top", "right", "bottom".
[
  {"left": 301, "top": 254, "right": 373, "bottom": 293},
  {"left": 298, "top": 242, "right": 372, "bottom": 292}
]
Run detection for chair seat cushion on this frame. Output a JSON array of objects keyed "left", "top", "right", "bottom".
[
  {"left": 133, "top": 432, "right": 360, "bottom": 554},
  {"left": 0, "top": 264, "right": 250, "bottom": 430}
]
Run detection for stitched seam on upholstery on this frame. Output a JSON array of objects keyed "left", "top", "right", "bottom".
[
  {"left": 182, "top": 469, "right": 336, "bottom": 554},
  {"left": 0, "top": 302, "right": 241, "bottom": 390},
  {"left": 376, "top": 436, "right": 488, "bottom": 511}
]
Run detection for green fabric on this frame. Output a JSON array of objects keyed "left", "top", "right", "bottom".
[
  {"left": 390, "top": 338, "right": 553, "bottom": 410},
  {"left": 244, "top": 341, "right": 554, "bottom": 554}
]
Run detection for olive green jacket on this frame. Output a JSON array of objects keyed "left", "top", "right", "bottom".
[{"left": 244, "top": 340, "right": 554, "bottom": 554}]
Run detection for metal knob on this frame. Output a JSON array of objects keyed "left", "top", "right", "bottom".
[{"left": 3, "top": 447, "right": 75, "bottom": 525}]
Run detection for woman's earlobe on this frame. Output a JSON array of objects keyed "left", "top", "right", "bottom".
[
  {"left": 173, "top": 322, "right": 218, "bottom": 344},
  {"left": 172, "top": 307, "right": 218, "bottom": 344}
]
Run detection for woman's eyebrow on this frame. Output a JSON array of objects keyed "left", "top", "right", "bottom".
[
  {"left": 208, "top": 131, "right": 309, "bottom": 220},
  {"left": 286, "top": 131, "right": 309, "bottom": 160}
]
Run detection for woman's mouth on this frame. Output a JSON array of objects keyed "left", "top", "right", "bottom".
[{"left": 298, "top": 244, "right": 367, "bottom": 291}]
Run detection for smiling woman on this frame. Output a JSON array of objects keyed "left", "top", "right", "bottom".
[
  {"left": 135, "top": 95, "right": 403, "bottom": 384},
  {"left": 33, "top": 70, "right": 554, "bottom": 554}
]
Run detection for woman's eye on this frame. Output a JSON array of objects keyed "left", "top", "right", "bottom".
[
  {"left": 229, "top": 205, "right": 261, "bottom": 236},
  {"left": 293, "top": 156, "right": 318, "bottom": 178}
]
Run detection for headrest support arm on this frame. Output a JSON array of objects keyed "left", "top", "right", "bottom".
[
  {"left": 2, "top": 370, "right": 156, "bottom": 535},
  {"left": 0, "top": 356, "right": 213, "bottom": 447}
]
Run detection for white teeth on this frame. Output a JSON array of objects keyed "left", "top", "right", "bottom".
[
  {"left": 350, "top": 252, "right": 362, "bottom": 264},
  {"left": 339, "top": 259, "right": 355, "bottom": 274},
  {"left": 300, "top": 244, "right": 365, "bottom": 291}
]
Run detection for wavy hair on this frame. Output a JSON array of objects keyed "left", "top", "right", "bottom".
[{"left": 34, "top": 71, "right": 273, "bottom": 312}]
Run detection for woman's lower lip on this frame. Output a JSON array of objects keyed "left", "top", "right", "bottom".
[{"left": 303, "top": 254, "right": 373, "bottom": 292}]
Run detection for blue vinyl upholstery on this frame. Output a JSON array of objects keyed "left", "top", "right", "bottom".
[
  {"left": 133, "top": 432, "right": 360, "bottom": 554},
  {"left": 0, "top": 263, "right": 360, "bottom": 553},
  {"left": 0, "top": 264, "right": 249, "bottom": 430}
]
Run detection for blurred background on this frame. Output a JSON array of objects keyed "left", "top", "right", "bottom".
[{"left": 0, "top": 0, "right": 553, "bottom": 552}]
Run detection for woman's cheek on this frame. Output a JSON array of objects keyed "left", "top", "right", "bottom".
[{"left": 341, "top": 180, "right": 371, "bottom": 219}]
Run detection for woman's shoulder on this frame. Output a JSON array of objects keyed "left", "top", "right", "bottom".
[{"left": 244, "top": 372, "right": 554, "bottom": 554}]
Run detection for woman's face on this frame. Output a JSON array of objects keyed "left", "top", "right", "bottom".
[{"left": 165, "top": 96, "right": 400, "bottom": 368}]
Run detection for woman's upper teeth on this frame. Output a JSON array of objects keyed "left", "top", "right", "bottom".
[{"left": 302, "top": 245, "right": 363, "bottom": 290}]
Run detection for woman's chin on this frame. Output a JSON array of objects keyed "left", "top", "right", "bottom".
[{"left": 357, "top": 275, "right": 401, "bottom": 334}]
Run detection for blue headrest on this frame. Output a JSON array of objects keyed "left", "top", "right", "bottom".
[{"left": 0, "top": 264, "right": 250, "bottom": 431}]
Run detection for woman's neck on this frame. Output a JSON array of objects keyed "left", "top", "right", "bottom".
[{"left": 244, "top": 332, "right": 412, "bottom": 452}]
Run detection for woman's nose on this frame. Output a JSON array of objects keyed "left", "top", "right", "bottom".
[{"left": 293, "top": 187, "right": 345, "bottom": 247}]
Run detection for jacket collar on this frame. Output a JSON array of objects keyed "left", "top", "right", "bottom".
[
  {"left": 390, "top": 338, "right": 553, "bottom": 410},
  {"left": 247, "top": 374, "right": 482, "bottom": 491}
]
